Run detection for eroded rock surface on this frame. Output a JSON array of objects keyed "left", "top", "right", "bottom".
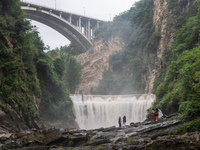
[
  {"left": 76, "top": 36, "right": 125, "bottom": 94},
  {"left": 1, "top": 115, "right": 199, "bottom": 150}
]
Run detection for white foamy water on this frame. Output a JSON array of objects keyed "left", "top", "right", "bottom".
[{"left": 70, "top": 94, "right": 155, "bottom": 130}]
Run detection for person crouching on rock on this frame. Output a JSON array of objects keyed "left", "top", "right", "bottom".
[
  {"left": 152, "top": 109, "right": 156, "bottom": 121},
  {"left": 118, "top": 116, "right": 122, "bottom": 128}
]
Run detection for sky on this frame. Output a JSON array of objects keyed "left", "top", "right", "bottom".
[{"left": 21, "top": 0, "right": 138, "bottom": 49}]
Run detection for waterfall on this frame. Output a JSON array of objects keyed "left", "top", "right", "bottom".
[{"left": 70, "top": 94, "right": 155, "bottom": 130}]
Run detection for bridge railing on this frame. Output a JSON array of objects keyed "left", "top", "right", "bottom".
[
  {"left": 20, "top": 1, "right": 107, "bottom": 22},
  {"left": 21, "top": 0, "right": 107, "bottom": 50}
]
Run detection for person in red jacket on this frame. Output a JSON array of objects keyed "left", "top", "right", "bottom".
[{"left": 152, "top": 109, "right": 156, "bottom": 121}]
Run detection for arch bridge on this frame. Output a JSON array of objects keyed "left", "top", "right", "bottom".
[{"left": 20, "top": 1, "right": 106, "bottom": 51}]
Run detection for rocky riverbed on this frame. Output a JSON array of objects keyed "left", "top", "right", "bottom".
[{"left": 0, "top": 115, "right": 200, "bottom": 150}]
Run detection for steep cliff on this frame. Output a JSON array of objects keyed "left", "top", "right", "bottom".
[
  {"left": 76, "top": 36, "right": 125, "bottom": 94},
  {"left": 146, "top": 0, "right": 197, "bottom": 93},
  {"left": 0, "top": 0, "right": 43, "bottom": 131},
  {"left": 145, "top": 0, "right": 170, "bottom": 93},
  {"left": 154, "top": 0, "right": 200, "bottom": 115}
]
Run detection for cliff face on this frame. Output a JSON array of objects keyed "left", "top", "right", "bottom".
[
  {"left": 0, "top": 0, "right": 79, "bottom": 132},
  {"left": 145, "top": 0, "right": 170, "bottom": 94},
  {"left": 0, "top": 36, "right": 43, "bottom": 133},
  {"left": 76, "top": 36, "right": 125, "bottom": 94},
  {"left": 145, "top": 0, "right": 196, "bottom": 93}
]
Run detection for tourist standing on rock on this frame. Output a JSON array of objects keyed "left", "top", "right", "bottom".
[
  {"left": 152, "top": 109, "right": 156, "bottom": 121},
  {"left": 118, "top": 116, "right": 121, "bottom": 128},
  {"left": 123, "top": 116, "right": 126, "bottom": 128},
  {"left": 158, "top": 108, "right": 163, "bottom": 119}
]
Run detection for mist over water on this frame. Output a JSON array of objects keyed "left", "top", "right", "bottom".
[{"left": 70, "top": 94, "right": 155, "bottom": 130}]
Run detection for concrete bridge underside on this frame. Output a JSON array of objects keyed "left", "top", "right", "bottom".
[{"left": 21, "top": 2, "right": 105, "bottom": 51}]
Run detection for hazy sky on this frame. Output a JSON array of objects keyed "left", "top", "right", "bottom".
[{"left": 22, "top": 0, "right": 138, "bottom": 49}]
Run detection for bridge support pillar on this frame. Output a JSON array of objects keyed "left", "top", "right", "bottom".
[
  {"left": 79, "top": 17, "right": 82, "bottom": 31},
  {"left": 59, "top": 12, "right": 62, "bottom": 17},
  {"left": 69, "top": 14, "right": 72, "bottom": 24},
  {"left": 84, "top": 23, "right": 87, "bottom": 37},
  {"left": 87, "top": 19, "right": 91, "bottom": 40},
  {"left": 97, "top": 21, "right": 100, "bottom": 29}
]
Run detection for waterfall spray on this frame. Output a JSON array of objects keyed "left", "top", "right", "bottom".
[{"left": 71, "top": 94, "right": 155, "bottom": 130}]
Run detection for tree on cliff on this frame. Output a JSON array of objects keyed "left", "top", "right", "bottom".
[
  {"left": 47, "top": 45, "right": 82, "bottom": 94},
  {"left": 0, "top": 0, "right": 77, "bottom": 130},
  {"left": 154, "top": 0, "right": 200, "bottom": 117},
  {"left": 64, "top": 56, "right": 81, "bottom": 94},
  {"left": 0, "top": 0, "right": 42, "bottom": 129}
]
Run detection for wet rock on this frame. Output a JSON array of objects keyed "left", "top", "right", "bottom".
[
  {"left": 0, "top": 136, "right": 10, "bottom": 142},
  {"left": 102, "top": 126, "right": 116, "bottom": 132},
  {"left": 42, "top": 128, "right": 62, "bottom": 145},
  {"left": 130, "top": 122, "right": 138, "bottom": 127},
  {"left": 0, "top": 116, "right": 199, "bottom": 150},
  {"left": 3, "top": 139, "right": 23, "bottom": 149},
  {"left": 146, "top": 132, "right": 200, "bottom": 150},
  {"left": 15, "top": 146, "right": 52, "bottom": 150},
  {"left": 0, "top": 143, "right": 3, "bottom": 148},
  {"left": 86, "top": 138, "right": 110, "bottom": 146}
]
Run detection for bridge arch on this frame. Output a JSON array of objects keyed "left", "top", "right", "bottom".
[{"left": 20, "top": 2, "right": 105, "bottom": 51}]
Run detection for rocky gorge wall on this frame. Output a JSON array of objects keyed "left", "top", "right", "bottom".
[
  {"left": 75, "top": 36, "right": 125, "bottom": 94},
  {"left": 0, "top": 35, "right": 43, "bottom": 133},
  {"left": 145, "top": 0, "right": 195, "bottom": 93},
  {"left": 75, "top": 0, "right": 196, "bottom": 95},
  {"left": 145, "top": 0, "right": 197, "bottom": 93}
]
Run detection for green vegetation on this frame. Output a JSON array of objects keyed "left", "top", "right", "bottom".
[
  {"left": 36, "top": 49, "right": 73, "bottom": 119},
  {"left": 98, "top": 146, "right": 103, "bottom": 150},
  {"left": 64, "top": 56, "right": 81, "bottom": 93},
  {"left": 95, "top": 11, "right": 132, "bottom": 42},
  {"left": 47, "top": 45, "right": 82, "bottom": 94},
  {"left": 154, "top": 0, "right": 200, "bottom": 117},
  {"left": 94, "top": 69, "right": 134, "bottom": 95},
  {"left": 0, "top": 0, "right": 75, "bottom": 126},
  {"left": 0, "top": 0, "right": 41, "bottom": 122},
  {"left": 94, "top": 0, "right": 158, "bottom": 94},
  {"left": 169, "top": 120, "right": 200, "bottom": 135},
  {"left": 154, "top": 45, "right": 200, "bottom": 116},
  {"left": 53, "top": 57, "right": 65, "bottom": 79},
  {"left": 127, "top": 137, "right": 134, "bottom": 143}
]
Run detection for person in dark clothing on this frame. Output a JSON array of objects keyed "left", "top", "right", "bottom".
[
  {"left": 118, "top": 116, "right": 121, "bottom": 128},
  {"left": 123, "top": 116, "right": 126, "bottom": 128}
]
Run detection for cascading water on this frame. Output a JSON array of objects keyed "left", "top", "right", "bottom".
[{"left": 70, "top": 94, "right": 155, "bottom": 130}]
